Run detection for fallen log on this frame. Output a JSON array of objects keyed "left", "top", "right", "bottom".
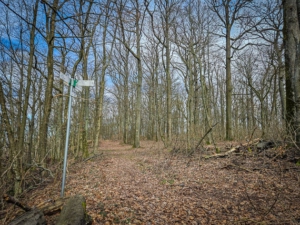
[
  {"left": 37, "top": 197, "right": 69, "bottom": 215},
  {"left": 244, "top": 138, "right": 260, "bottom": 146},
  {"left": 204, "top": 138, "right": 263, "bottom": 159},
  {"left": 8, "top": 209, "right": 46, "bottom": 225},
  {"left": 0, "top": 210, "right": 7, "bottom": 219},
  {"left": 4, "top": 194, "right": 90, "bottom": 224},
  {"left": 3, "top": 194, "right": 31, "bottom": 212},
  {"left": 3, "top": 194, "right": 69, "bottom": 216},
  {"left": 204, "top": 147, "right": 240, "bottom": 159}
]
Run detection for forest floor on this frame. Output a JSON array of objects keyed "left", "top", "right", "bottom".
[{"left": 4, "top": 140, "right": 300, "bottom": 224}]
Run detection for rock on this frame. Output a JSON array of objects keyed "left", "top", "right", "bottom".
[
  {"left": 56, "top": 195, "right": 91, "bottom": 225},
  {"left": 257, "top": 141, "right": 275, "bottom": 150},
  {"left": 8, "top": 209, "right": 46, "bottom": 225}
]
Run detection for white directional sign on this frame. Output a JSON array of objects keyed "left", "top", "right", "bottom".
[
  {"left": 77, "top": 80, "right": 95, "bottom": 87},
  {"left": 59, "top": 72, "right": 71, "bottom": 84},
  {"left": 59, "top": 72, "right": 94, "bottom": 87}
]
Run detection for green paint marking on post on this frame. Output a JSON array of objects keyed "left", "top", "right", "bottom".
[{"left": 73, "top": 79, "right": 78, "bottom": 87}]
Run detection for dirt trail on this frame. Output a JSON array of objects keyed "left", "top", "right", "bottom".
[{"left": 10, "top": 141, "right": 300, "bottom": 224}]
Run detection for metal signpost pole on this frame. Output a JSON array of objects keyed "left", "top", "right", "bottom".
[
  {"left": 61, "top": 78, "right": 73, "bottom": 197},
  {"left": 59, "top": 72, "right": 94, "bottom": 197}
]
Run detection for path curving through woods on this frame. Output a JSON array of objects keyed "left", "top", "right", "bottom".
[{"left": 21, "top": 140, "right": 300, "bottom": 224}]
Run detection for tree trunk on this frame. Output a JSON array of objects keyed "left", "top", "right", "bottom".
[
  {"left": 225, "top": 20, "right": 233, "bottom": 140},
  {"left": 94, "top": 51, "right": 107, "bottom": 151},
  {"left": 165, "top": 27, "right": 172, "bottom": 147},
  {"left": 133, "top": 4, "right": 142, "bottom": 148},
  {"left": 38, "top": 0, "right": 59, "bottom": 163},
  {"left": 283, "top": 0, "right": 300, "bottom": 145},
  {"left": 17, "top": 0, "right": 39, "bottom": 169},
  {"left": 0, "top": 83, "right": 21, "bottom": 196}
]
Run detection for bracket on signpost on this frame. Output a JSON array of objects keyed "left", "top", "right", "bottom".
[{"left": 59, "top": 72, "right": 94, "bottom": 197}]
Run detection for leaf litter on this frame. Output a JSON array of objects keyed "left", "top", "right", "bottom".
[{"left": 5, "top": 140, "right": 300, "bottom": 224}]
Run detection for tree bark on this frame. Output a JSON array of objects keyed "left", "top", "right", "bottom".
[
  {"left": 225, "top": 2, "right": 233, "bottom": 140},
  {"left": 38, "top": 0, "right": 59, "bottom": 162},
  {"left": 283, "top": 0, "right": 300, "bottom": 145},
  {"left": 133, "top": 2, "right": 143, "bottom": 148},
  {"left": 8, "top": 209, "right": 46, "bottom": 225}
]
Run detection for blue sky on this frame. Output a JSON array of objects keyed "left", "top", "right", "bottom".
[{"left": 0, "top": 37, "right": 23, "bottom": 50}]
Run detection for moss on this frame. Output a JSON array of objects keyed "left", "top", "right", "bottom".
[
  {"left": 113, "top": 214, "right": 120, "bottom": 223},
  {"left": 85, "top": 213, "right": 93, "bottom": 224},
  {"left": 160, "top": 178, "right": 174, "bottom": 185},
  {"left": 82, "top": 201, "right": 86, "bottom": 210},
  {"left": 57, "top": 195, "right": 87, "bottom": 225},
  {"left": 168, "top": 179, "right": 175, "bottom": 185},
  {"left": 99, "top": 210, "right": 108, "bottom": 218},
  {"left": 160, "top": 179, "right": 167, "bottom": 185}
]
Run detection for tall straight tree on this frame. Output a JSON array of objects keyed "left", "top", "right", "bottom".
[
  {"left": 94, "top": 0, "right": 115, "bottom": 151},
  {"left": 146, "top": 0, "right": 181, "bottom": 146},
  {"left": 283, "top": 0, "right": 300, "bottom": 145},
  {"left": 207, "top": 0, "right": 256, "bottom": 140},
  {"left": 111, "top": 37, "right": 131, "bottom": 144},
  {"left": 76, "top": 0, "right": 99, "bottom": 158},
  {"left": 38, "top": 0, "right": 60, "bottom": 162},
  {"left": 115, "top": 0, "right": 144, "bottom": 148},
  {"left": 143, "top": 34, "right": 160, "bottom": 141}
]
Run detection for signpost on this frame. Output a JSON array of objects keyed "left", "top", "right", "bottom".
[{"left": 60, "top": 72, "right": 94, "bottom": 197}]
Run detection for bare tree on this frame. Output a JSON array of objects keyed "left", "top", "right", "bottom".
[
  {"left": 38, "top": 0, "right": 63, "bottom": 162},
  {"left": 283, "top": 0, "right": 300, "bottom": 145},
  {"left": 93, "top": 0, "right": 116, "bottom": 151},
  {"left": 113, "top": 0, "right": 145, "bottom": 147},
  {"left": 146, "top": 0, "right": 182, "bottom": 146},
  {"left": 0, "top": 0, "right": 40, "bottom": 195},
  {"left": 143, "top": 32, "right": 161, "bottom": 141},
  {"left": 206, "top": 0, "right": 258, "bottom": 140}
]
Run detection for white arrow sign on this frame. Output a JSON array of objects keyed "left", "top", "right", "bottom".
[
  {"left": 59, "top": 72, "right": 71, "bottom": 84},
  {"left": 77, "top": 80, "right": 95, "bottom": 87},
  {"left": 59, "top": 72, "right": 94, "bottom": 87}
]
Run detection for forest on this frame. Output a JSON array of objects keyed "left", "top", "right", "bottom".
[{"left": 0, "top": 0, "right": 300, "bottom": 224}]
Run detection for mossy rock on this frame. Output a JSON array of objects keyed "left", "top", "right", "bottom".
[{"left": 56, "top": 195, "right": 91, "bottom": 225}]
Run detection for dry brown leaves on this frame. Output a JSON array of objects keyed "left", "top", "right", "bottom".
[{"left": 5, "top": 140, "right": 300, "bottom": 224}]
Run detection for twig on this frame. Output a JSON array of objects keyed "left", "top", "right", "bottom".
[
  {"left": 195, "top": 122, "right": 219, "bottom": 150},
  {"left": 29, "top": 161, "right": 54, "bottom": 178},
  {"left": 221, "top": 163, "right": 253, "bottom": 173},
  {"left": 242, "top": 180, "right": 257, "bottom": 211},
  {"left": 83, "top": 152, "right": 103, "bottom": 162}
]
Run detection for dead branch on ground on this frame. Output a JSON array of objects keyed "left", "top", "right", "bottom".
[{"left": 3, "top": 194, "right": 69, "bottom": 216}]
